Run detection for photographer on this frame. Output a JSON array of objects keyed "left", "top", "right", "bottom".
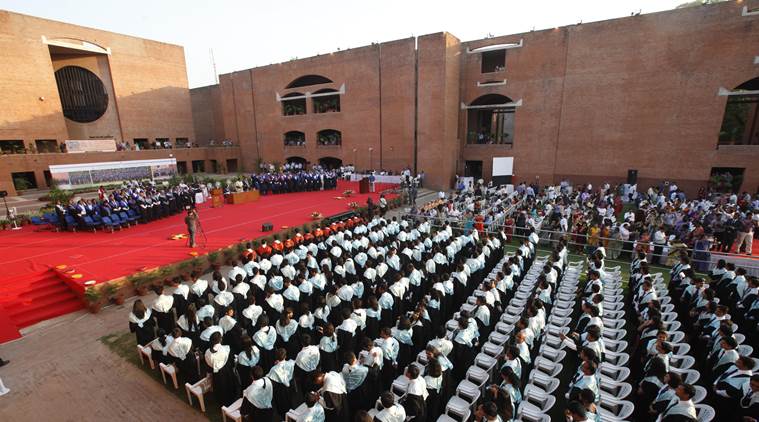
[{"left": 185, "top": 209, "right": 199, "bottom": 248}]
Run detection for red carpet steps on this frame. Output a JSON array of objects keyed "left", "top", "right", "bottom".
[{"left": 0, "top": 270, "right": 83, "bottom": 342}]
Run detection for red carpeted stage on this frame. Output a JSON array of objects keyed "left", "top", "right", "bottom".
[{"left": 0, "top": 181, "right": 396, "bottom": 343}]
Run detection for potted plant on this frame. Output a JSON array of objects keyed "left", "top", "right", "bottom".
[
  {"left": 207, "top": 250, "right": 221, "bottom": 270},
  {"left": 343, "top": 189, "right": 354, "bottom": 198},
  {"left": 102, "top": 282, "right": 125, "bottom": 305},
  {"left": 177, "top": 260, "right": 193, "bottom": 277},
  {"left": 129, "top": 273, "right": 151, "bottom": 296},
  {"left": 84, "top": 287, "right": 103, "bottom": 313}
]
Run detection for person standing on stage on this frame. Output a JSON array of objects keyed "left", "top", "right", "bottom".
[{"left": 185, "top": 209, "right": 199, "bottom": 248}]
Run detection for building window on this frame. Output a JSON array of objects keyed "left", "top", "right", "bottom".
[
  {"left": 318, "top": 156, "right": 342, "bottom": 169},
  {"left": 719, "top": 77, "right": 759, "bottom": 146},
  {"left": 464, "top": 161, "right": 484, "bottom": 180},
  {"left": 313, "top": 89, "right": 341, "bottom": 113},
  {"left": 177, "top": 161, "right": 188, "bottom": 174},
  {"left": 226, "top": 159, "right": 239, "bottom": 173},
  {"left": 709, "top": 167, "right": 744, "bottom": 193},
  {"left": 176, "top": 137, "right": 189, "bottom": 148},
  {"left": 467, "top": 94, "right": 516, "bottom": 145},
  {"left": 284, "top": 131, "right": 306, "bottom": 146},
  {"left": 481, "top": 50, "right": 506, "bottom": 73},
  {"left": 286, "top": 74, "right": 333, "bottom": 89},
  {"left": 35, "top": 139, "right": 58, "bottom": 153},
  {"left": 155, "top": 138, "right": 171, "bottom": 149},
  {"left": 11, "top": 171, "right": 37, "bottom": 191},
  {"left": 317, "top": 129, "right": 342, "bottom": 146},
  {"left": 192, "top": 160, "right": 205, "bottom": 173},
  {"left": 282, "top": 92, "right": 307, "bottom": 116},
  {"left": 133, "top": 138, "right": 149, "bottom": 150},
  {"left": 0, "top": 140, "right": 26, "bottom": 154},
  {"left": 54, "top": 66, "right": 108, "bottom": 123},
  {"left": 286, "top": 156, "right": 307, "bottom": 168}
]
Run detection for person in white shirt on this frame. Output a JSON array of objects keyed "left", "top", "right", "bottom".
[
  {"left": 241, "top": 366, "right": 275, "bottom": 421},
  {"left": 375, "top": 391, "right": 407, "bottom": 422},
  {"left": 299, "top": 391, "right": 325, "bottom": 422}
]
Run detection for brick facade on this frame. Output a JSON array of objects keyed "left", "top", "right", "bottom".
[{"left": 193, "top": 1, "right": 759, "bottom": 195}]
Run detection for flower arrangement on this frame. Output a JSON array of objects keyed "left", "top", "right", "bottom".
[
  {"left": 348, "top": 201, "right": 360, "bottom": 209},
  {"left": 343, "top": 189, "right": 354, "bottom": 197},
  {"left": 311, "top": 211, "right": 323, "bottom": 220}
]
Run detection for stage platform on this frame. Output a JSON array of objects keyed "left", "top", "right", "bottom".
[{"left": 0, "top": 181, "right": 395, "bottom": 342}]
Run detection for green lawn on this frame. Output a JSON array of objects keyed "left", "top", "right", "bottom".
[{"left": 99, "top": 332, "right": 222, "bottom": 422}]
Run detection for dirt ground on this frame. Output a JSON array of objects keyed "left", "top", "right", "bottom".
[{"left": 0, "top": 294, "right": 207, "bottom": 422}]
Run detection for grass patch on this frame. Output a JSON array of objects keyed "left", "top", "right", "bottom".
[{"left": 99, "top": 332, "right": 223, "bottom": 422}]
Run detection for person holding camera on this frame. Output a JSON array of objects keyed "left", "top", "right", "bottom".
[{"left": 185, "top": 209, "right": 199, "bottom": 248}]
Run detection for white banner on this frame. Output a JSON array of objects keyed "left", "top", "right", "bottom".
[
  {"left": 65, "top": 139, "right": 117, "bottom": 153},
  {"left": 492, "top": 157, "right": 514, "bottom": 176},
  {"left": 50, "top": 158, "right": 177, "bottom": 189}
]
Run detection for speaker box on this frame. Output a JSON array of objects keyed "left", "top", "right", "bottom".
[
  {"left": 627, "top": 169, "right": 638, "bottom": 185},
  {"left": 262, "top": 222, "right": 273, "bottom": 232}
]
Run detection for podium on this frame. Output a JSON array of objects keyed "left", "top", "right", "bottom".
[
  {"left": 358, "top": 178, "right": 370, "bottom": 194},
  {"left": 225, "top": 190, "right": 260, "bottom": 205},
  {"left": 211, "top": 188, "right": 224, "bottom": 208}
]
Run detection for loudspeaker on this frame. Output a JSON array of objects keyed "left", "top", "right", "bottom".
[
  {"left": 262, "top": 222, "right": 273, "bottom": 232},
  {"left": 627, "top": 169, "right": 638, "bottom": 185}
]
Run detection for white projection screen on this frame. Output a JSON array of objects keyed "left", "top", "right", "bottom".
[{"left": 492, "top": 157, "right": 514, "bottom": 176}]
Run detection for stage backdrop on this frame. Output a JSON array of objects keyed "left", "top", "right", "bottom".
[{"left": 50, "top": 158, "right": 177, "bottom": 189}]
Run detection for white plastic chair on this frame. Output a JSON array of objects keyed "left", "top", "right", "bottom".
[
  {"left": 137, "top": 344, "right": 155, "bottom": 369},
  {"left": 695, "top": 404, "right": 715, "bottom": 422},
  {"left": 221, "top": 397, "right": 243, "bottom": 422},
  {"left": 693, "top": 385, "right": 707, "bottom": 404},
  {"left": 159, "top": 362, "right": 179, "bottom": 389},
  {"left": 671, "top": 355, "right": 695, "bottom": 370},
  {"left": 455, "top": 380, "right": 482, "bottom": 404},
  {"left": 466, "top": 366, "right": 490, "bottom": 387},
  {"left": 597, "top": 399, "right": 635, "bottom": 421},
  {"left": 445, "top": 396, "right": 472, "bottom": 422},
  {"left": 737, "top": 344, "right": 753, "bottom": 357},
  {"left": 517, "top": 399, "right": 553, "bottom": 421},
  {"left": 185, "top": 374, "right": 213, "bottom": 412}
]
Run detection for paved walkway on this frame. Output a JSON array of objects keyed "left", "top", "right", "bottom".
[{"left": 0, "top": 295, "right": 206, "bottom": 422}]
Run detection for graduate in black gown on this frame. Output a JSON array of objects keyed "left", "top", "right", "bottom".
[
  {"left": 205, "top": 331, "right": 240, "bottom": 407},
  {"left": 316, "top": 371, "right": 350, "bottom": 422},
  {"left": 240, "top": 366, "right": 277, "bottom": 422},
  {"left": 128, "top": 300, "right": 156, "bottom": 346},
  {"left": 168, "top": 328, "right": 199, "bottom": 384}
]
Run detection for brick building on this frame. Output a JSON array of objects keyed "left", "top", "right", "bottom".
[
  {"left": 0, "top": 10, "right": 239, "bottom": 196},
  {"left": 192, "top": 1, "right": 759, "bottom": 194},
  {"left": 1, "top": 3, "right": 757, "bottom": 198}
]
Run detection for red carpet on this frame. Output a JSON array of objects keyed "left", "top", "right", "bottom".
[{"left": 0, "top": 181, "right": 395, "bottom": 342}]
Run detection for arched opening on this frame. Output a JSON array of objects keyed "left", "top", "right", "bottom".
[
  {"left": 318, "top": 156, "right": 342, "bottom": 169},
  {"left": 467, "top": 94, "right": 515, "bottom": 145},
  {"left": 719, "top": 76, "right": 759, "bottom": 146},
  {"left": 54, "top": 66, "right": 109, "bottom": 123},
  {"left": 282, "top": 92, "right": 306, "bottom": 116},
  {"left": 317, "top": 129, "right": 342, "bottom": 146},
  {"left": 286, "top": 156, "right": 308, "bottom": 168},
  {"left": 283, "top": 131, "right": 305, "bottom": 146},
  {"left": 286, "top": 74, "right": 333, "bottom": 89},
  {"left": 312, "top": 88, "right": 341, "bottom": 113}
]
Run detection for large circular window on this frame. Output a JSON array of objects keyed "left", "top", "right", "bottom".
[{"left": 54, "top": 66, "right": 108, "bottom": 123}]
